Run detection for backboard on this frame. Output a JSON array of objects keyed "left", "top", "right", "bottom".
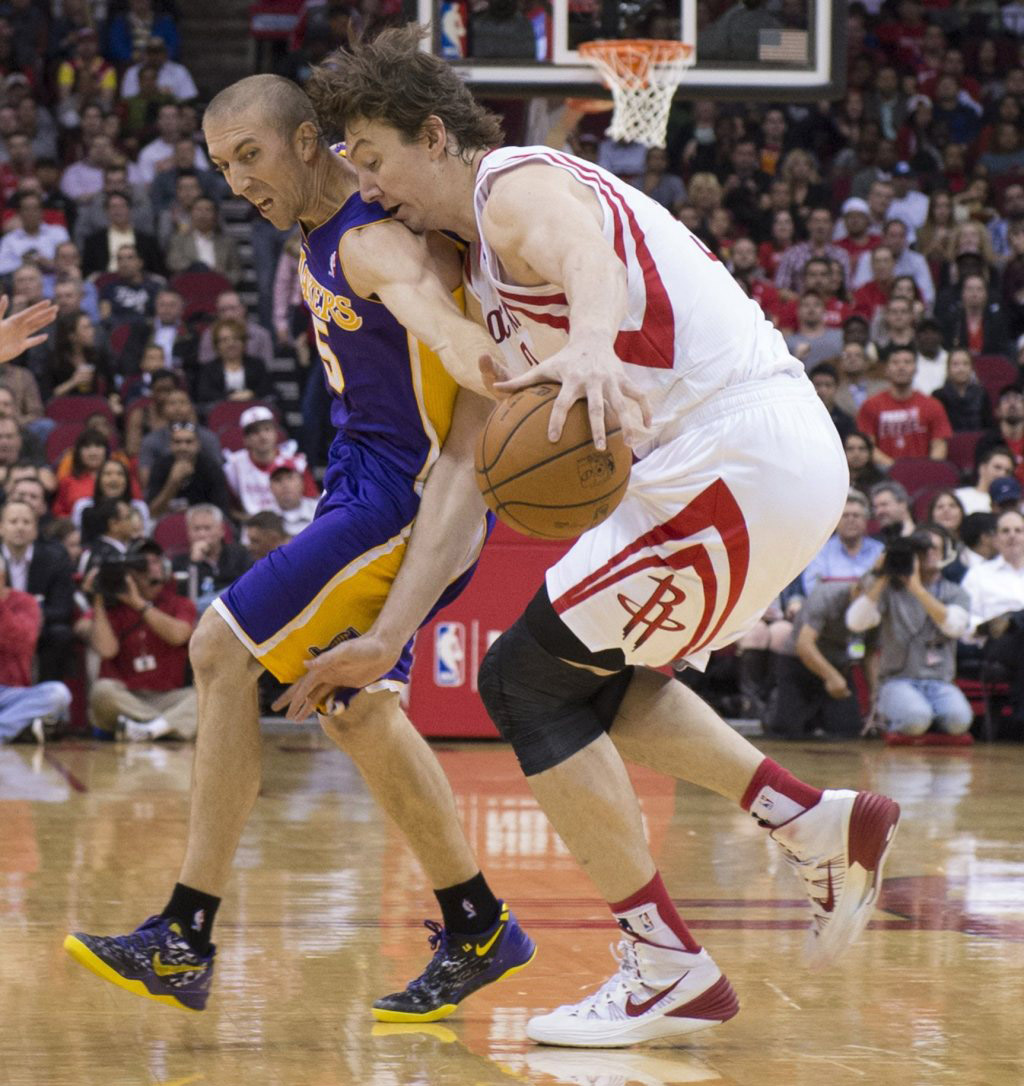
[{"left": 419, "top": 0, "right": 844, "bottom": 101}]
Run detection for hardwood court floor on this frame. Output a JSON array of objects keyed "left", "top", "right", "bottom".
[{"left": 2, "top": 732, "right": 1022, "bottom": 1086}]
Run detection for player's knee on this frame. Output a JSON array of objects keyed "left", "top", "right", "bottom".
[
  {"left": 189, "top": 608, "right": 255, "bottom": 682},
  {"left": 319, "top": 687, "right": 397, "bottom": 747},
  {"left": 478, "top": 616, "right": 633, "bottom": 777}
]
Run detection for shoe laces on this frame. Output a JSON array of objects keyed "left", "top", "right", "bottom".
[
  {"left": 569, "top": 939, "right": 647, "bottom": 1019},
  {"left": 404, "top": 920, "right": 452, "bottom": 994},
  {"left": 116, "top": 916, "right": 174, "bottom": 952}
]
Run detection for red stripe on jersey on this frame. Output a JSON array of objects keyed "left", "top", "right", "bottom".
[
  {"left": 479, "top": 148, "right": 676, "bottom": 370},
  {"left": 496, "top": 286, "right": 569, "bottom": 307},
  {"left": 504, "top": 303, "right": 570, "bottom": 331},
  {"left": 551, "top": 480, "right": 750, "bottom": 661},
  {"left": 543, "top": 152, "right": 676, "bottom": 370}
]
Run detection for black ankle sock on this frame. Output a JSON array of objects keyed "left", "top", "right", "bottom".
[
  {"left": 161, "top": 883, "right": 221, "bottom": 954},
  {"left": 434, "top": 872, "right": 500, "bottom": 935}
]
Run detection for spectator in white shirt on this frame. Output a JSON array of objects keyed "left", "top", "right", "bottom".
[
  {"left": 0, "top": 192, "right": 70, "bottom": 275},
  {"left": 135, "top": 103, "right": 209, "bottom": 185},
  {"left": 269, "top": 460, "right": 318, "bottom": 536},
  {"left": 120, "top": 36, "right": 199, "bottom": 102},
  {"left": 962, "top": 509, "right": 1024, "bottom": 727},
  {"left": 853, "top": 218, "right": 935, "bottom": 308},
  {"left": 887, "top": 162, "right": 929, "bottom": 233},
  {"left": 913, "top": 317, "right": 948, "bottom": 395},
  {"left": 955, "top": 446, "right": 1016, "bottom": 515},
  {"left": 59, "top": 133, "right": 114, "bottom": 204},
  {"left": 223, "top": 406, "right": 311, "bottom": 520}
]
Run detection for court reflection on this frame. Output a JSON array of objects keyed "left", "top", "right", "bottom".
[{"left": 5, "top": 736, "right": 1024, "bottom": 1084}]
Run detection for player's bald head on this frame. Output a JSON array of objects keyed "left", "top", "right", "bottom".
[{"left": 205, "top": 75, "right": 318, "bottom": 140}]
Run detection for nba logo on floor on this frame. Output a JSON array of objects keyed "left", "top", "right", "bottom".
[{"left": 434, "top": 622, "right": 465, "bottom": 687}]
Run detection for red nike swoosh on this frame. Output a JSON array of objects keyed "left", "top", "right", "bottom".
[
  {"left": 822, "top": 861, "right": 836, "bottom": 913},
  {"left": 624, "top": 975, "right": 685, "bottom": 1017}
]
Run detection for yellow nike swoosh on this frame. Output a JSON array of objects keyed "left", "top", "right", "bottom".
[
  {"left": 152, "top": 952, "right": 206, "bottom": 977},
  {"left": 475, "top": 923, "right": 505, "bottom": 957}
]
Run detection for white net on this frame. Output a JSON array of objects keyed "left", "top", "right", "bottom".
[{"left": 579, "top": 40, "right": 694, "bottom": 149}]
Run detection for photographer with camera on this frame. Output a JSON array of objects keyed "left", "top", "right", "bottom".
[
  {"left": 86, "top": 538, "right": 198, "bottom": 742},
  {"left": 845, "top": 524, "right": 974, "bottom": 743}
]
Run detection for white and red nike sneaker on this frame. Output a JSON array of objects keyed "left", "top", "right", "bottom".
[
  {"left": 526, "top": 938, "right": 738, "bottom": 1048},
  {"left": 770, "top": 789, "right": 901, "bottom": 970}
]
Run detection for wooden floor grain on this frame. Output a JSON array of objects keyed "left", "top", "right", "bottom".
[{"left": 2, "top": 734, "right": 1022, "bottom": 1086}]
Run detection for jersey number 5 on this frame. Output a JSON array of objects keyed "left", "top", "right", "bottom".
[{"left": 312, "top": 316, "right": 344, "bottom": 394}]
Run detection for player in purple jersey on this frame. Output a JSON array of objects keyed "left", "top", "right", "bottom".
[{"left": 64, "top": 74, "right": 535, "bottom": 1021}]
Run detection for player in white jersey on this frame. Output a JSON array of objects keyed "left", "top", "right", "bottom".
[{"left": 294, "top": 28, "right": 902, "bottom": 1049}]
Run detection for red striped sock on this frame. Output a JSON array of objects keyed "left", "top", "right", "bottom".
[
  {"left": 740, "top": 757, "right": 823, "bottom": 827},
  {"left": 610, "top": 872, "right": 701, "bottom": 953}
]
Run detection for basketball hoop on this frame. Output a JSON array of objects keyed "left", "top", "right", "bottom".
[{"left": 578, "top": 39, "right": 694, "bottom": 149}]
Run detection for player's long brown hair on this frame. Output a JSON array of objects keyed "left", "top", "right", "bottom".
[{"left": 306, "top": 24, "right": 503, "bottom": 162}]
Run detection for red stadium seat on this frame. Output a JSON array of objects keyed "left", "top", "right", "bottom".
[
  {"left": 973, "top": 355, "right": 1018, "bottom": 409},
  {"left": 206, "top": 399, "right": 280, "bottom": 435},
  {"left": 152, "top": 510, "right": 235, "bottom": 554},
  {"left": 946, "top": 430, "right": 984, "bottom": 477},
  {"left": 170, "top": 270, "right": 235, "bottom": 321},
  {"left": 216, "top": 424, "right": 245, "bottom": 452},
  {"left": 887, "top": 458, "right": 959, "bottom": 501},
  {"left": 152, "top": 512, "right": 190, "bottom": 555},
  {"left": 45, "top": 421, "right": 84, "bottom": 464},
  {"left": 92, "top": 271, "right": 118, "bottom": 293},
  {"left": 108, "top": 321, "right": 137, "bottom": 360},
  {"left": 45, "top": 395, "right": 115, "bottom": 426}
]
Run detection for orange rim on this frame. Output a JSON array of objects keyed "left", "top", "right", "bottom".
[{"left": 579, "top": 38, "right": 694, "bottom": 78}]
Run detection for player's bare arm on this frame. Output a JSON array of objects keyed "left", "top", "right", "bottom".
[
  {"left": 340, "top": 220, "right": 497, "bottom": 397},
  {"left": 0, "top": 296, "right": 57, "bottom": 363},
  {"left": 274, "top": 384, "right": 492, "bottom": 719},
  {"left": 480, "top": 164, "right": 650, "bottom": 449}
]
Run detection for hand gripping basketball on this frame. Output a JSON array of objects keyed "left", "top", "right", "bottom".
[{"left": 474, "top": 383, "right": 631, "bottom": 540}]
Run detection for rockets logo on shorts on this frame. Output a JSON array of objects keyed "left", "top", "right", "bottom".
[
  {"left": 552, "top": 480, "right": 751, "bottom": 665},
  {"left": 434, "top": 622, "right": 466, "bottom": 687},
  {"left": 617, "top": 574, "right": 688, "bottom": 650}
]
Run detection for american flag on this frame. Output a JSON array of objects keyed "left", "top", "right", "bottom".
[{"left": 759, "top": 29, "right": 809, "bottom": 65}]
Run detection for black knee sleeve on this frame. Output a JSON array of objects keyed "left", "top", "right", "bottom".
[{"left": 478, "top": 596, "right": 633, "bottom": 777}]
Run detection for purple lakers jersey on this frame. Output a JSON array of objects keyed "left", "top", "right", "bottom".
[{"left": 299, "top": 186, "right": 459, "bottom": 483}]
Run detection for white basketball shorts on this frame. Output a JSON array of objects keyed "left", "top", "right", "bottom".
[{"left": 545, "top": 374, "right": 849, "bottom": 670}]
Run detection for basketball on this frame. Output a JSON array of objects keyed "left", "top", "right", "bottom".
[{"left": 474, "top": 383, "right": 631, "bottom": 540}]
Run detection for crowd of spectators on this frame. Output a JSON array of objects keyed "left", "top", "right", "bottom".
[
  {"left": 0, "top": 0, "right": 326, "bottom": 743},
  {"left": 549, "top": 2, "right": 1024, "bottom": 744},
  {"left": 3, "top": 2, "right": 1024, "bottom": 746}
]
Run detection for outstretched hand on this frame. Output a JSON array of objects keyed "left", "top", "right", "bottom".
[
  {"left": 0, "top": 296, "right": 57, "bottom": 364},
  {"left": 272, "top": 634, "right": 402, "bottom": 722},
  {"left": 480, "top": 345, "right": 651, "bottom": 451}
]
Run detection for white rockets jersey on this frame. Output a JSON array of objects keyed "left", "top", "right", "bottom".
[
  {"left": 222, "top": 441, "right": 307, "bottom": 516},
  {"left": 466, "top": 146, "right": 804, "bottom": 454}
]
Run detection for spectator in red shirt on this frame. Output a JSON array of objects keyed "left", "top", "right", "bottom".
[
  {"left": 852, "top": 244, "right": 896, "bottom": 322},
  {"left": 86, "top": 538, "right": 198, "bottom": 741},
  {"left": 0, "top": 557, "right": 72, "bottom": 743},
  {"left": 757, "top": 206, "right": 795, "bottom": 281},
  {"left": 775, "top": 257, "right": 851, "bottom": 333},
  {"left": 730, "top": 237, "right": 783, "bottom": 324},
  {"left": 835, "top": 197, "right": 881, "bottom": 267},
  {"left": 857, "top": 346, "right": 954, "bottom": 468}
]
